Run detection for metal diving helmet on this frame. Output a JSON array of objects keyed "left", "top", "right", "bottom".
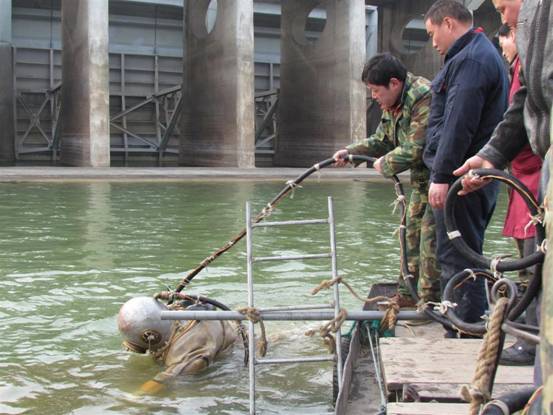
[{"left": 117, "top": 296, "right": 174, "bottom": 354}]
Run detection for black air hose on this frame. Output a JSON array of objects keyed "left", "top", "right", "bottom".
[
  {"left": 445, "top": 169, "right": 545, "bottom": 272},
  {"left": 481, "top": 387, "right": 536, "bottom": 414}
]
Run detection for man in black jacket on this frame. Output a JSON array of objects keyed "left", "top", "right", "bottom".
[{"left": 422, "top": 0, "right": 509, "bottom": 336}]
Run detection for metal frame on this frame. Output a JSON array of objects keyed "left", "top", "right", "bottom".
[
  {"left": 245, "top": 197, "right": 343, "bottom": 414},
  {"left": 13, "top": 46, "right": 279, "bottom": 163},
  {"left": 161, "top": 197, "right": 427, "bottom": 414}
]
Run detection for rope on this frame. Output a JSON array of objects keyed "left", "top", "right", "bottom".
[
  {"left": 523, "top": 211, "right": 544, "bottom": 236},
  {"left": 391, "top": 194, "right": 406, "bottom": 215},
  {"left": 285, "top": 180, "right": 302, "bottom": 199},
  {"left": 311, "top": 276, "right": 404, "bottom": 310},
  {"left": 460, "top": 296, "right": 510, "bottom": 414},
  {"left": 521, "top": 386, "right": 543, "bottom": 415},
  {"left": 237, "top": 307, "right": 268, "bottom": 357},
  {"left": 151, "top": 320, "right": 198, "bottom": 362},
  {"left": 379, "top": 299, "right": 400, "bottom": 333},
  {"left": 538, "top": 238, "right": 548, "bottom": 253},
  {"left": 305, "top": 308, "right": 348, "bottom": 353}
]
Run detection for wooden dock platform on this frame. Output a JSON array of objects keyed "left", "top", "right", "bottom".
[{"left": 380, "top": 336, "right": 534, "bottom": 414}]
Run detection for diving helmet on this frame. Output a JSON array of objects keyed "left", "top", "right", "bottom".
[{"left": 117, "top": 296, "right": 173, "bottom": 354}]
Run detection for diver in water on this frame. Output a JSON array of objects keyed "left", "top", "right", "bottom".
[{"left": 117, "top": 296, "right": 238, "bottom": 395}]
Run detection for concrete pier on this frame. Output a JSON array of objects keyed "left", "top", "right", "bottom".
[
  {"left": 59, "top": 0, "right": 110, "bottom": 167},
  {"left": 0, "top": 0, "right": 15, "bottom": 165},
  {"left": 274, "top": 0, "right": 366, "bottom": 167},
  {"left": 180, "top": 0, "right": 255, "bottom": 168}
]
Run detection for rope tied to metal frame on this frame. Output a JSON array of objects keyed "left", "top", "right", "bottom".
[
  {"left": 305, "top": 308, "right": 348, "bottom": 353},
  {"left": 237, "top": 306, "right": 268, "bottom": 357},
  {"left": 460, "top": 296, "right": 510, "bottom": 415}
]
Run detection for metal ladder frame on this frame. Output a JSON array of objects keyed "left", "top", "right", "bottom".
[{"left": 245, "top": 196, "right": 343, "bottom": 415}]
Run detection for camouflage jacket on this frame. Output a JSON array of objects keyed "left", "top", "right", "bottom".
[{"left": 347, "top": 73, "right": 431, "bottom": 190}]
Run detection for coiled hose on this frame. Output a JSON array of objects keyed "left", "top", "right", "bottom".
[{"left": 443, "top": 169, "right": 545, "bottom": 332}]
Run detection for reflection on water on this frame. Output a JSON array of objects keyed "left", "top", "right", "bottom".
[{"left": 0, "top": 181, "right": 512, "bottom": 414}]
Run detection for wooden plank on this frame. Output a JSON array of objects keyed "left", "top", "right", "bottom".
[
  {"left": 387, "top": 402, "right": 470, "bottom": 415},
  {"left": 380, "top": 337, "right": 533, "bottom": 399}
]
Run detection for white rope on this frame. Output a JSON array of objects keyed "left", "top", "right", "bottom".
[
  {"left": 523, "top": 211, "right": 544, "bottom": 236},
  {"left": 490, "top": 257, "right": 501, "bottom": 279},
  {"left": 285, "top": 180, "right": 302, "bottom": 199},
  {"left": 539, "top": 238, "right": 548, "bottom": 253},
  {"left": 391, "top": 195, "right": 406, "bottom": 215}
]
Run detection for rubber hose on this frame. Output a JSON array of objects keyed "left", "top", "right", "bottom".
[
  {"left": 441, "top": 269, "right": 495, "bottom": 335},
  {"left": 444, "top": 169, "right": 544, "bottom": 272},
  {"left": 481, "top": 387, "right": 536, "bottom": 414}
]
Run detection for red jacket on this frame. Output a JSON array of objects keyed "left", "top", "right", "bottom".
[{"left": 502, "top": 56, "right": 542, "bottom": 239}]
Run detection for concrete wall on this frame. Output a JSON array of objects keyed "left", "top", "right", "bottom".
[
  {"left": 180, "top": 0, "right": 255, "bottom": 168},
  {"left": 59, "top": 0, "right": 110, "bottom": 167},
  {"left": 0, "top": 0, "right": 15, "bottom": 165},
  {"left": 274, "top": 0, "right": 366, "bottom": 167}
]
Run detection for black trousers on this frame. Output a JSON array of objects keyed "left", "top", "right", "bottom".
[{"left": 433, "top": 181, "right": 500, "bottom": 326}]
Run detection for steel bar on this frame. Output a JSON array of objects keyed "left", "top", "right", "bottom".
[
  {"left": 161, "top": 310, "right": 427, "bottom": 321},
  {"left": 255, "top": 89, "right": 278, "bottom": 99},
  {"left": 158, "top": 94, "right": 183, "bottom": 155},
  {"left": 261, "top": 304, "right": 332, "bottom": 312},
  {"left": 246, "top": 202, "right": 256, "bottom": 415},
  {"left": 109, "top": 122, "right": 158, "bottom": 148},
  {"left": 255, "top": 96, "right": 279, "bottom": 139},
  {"left": 328, "top": 196, "right": 343, "bottom": 389},
  {"left": 256, "top": 356, "right": 334, "bottom": 365},
  {"left": 110, "top": 96, "right": 154, "bottom": 122},
  {"left": 252, "top": 219, "right": 327, "bottom": 228},
  {"left": 253, "top": 253, "right": 331, "bottom": 262},
  {"left": 255, "top": 133, "right": 275, "bottom": 148}
]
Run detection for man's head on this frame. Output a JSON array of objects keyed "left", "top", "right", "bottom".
[
  {"left": 424, "top": 0, "right": 474, "bottom": 55},
  {"left": 491, "top": 0, "right": 522, "bottom": 30},
  {"left": 362, "top": 53, "right": 406, "bottom": 111},
  {"left": 497, "top": 23, "right": 517, "bottom": 62}
]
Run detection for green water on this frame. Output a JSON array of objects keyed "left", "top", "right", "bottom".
[{"left": 0, "top": 180, "right": 514, "bottom": 415}]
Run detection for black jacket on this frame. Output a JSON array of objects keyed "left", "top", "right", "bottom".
[{"left": 423, "top": 29, "right": 509, "bottom": 183}]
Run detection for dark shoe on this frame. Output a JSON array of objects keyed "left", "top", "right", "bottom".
[
  {"left": 390, "top": 294, "right": 418, "bottom": 308},
  {"left": 499, "top": 342, "right": 536, "bottom": 366}
]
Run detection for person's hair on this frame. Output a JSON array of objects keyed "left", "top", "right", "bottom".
[
  {"left": 361, "top": 53, "right": 407, "bottom": 86},
  {"left": 497, "top": 23, "right": 512, "bottom": 38},
  {"left": 424, "top": 0, "right": 473, "bottom": 25}
]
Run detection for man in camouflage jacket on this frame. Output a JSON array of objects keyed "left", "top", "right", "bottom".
[{"left": 334, "top": 53, "right": 439, "bottom": 305}]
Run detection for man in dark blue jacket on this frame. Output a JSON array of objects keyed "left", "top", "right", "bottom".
[{"left": 422, "top": 0, "right": 509, "bottom": 336}]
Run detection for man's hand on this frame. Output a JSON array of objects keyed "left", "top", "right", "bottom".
[
  {"left": 373, "top": 156, "right": 383, "bottom": 173},
  {"left": 332, "top": 149, "right": 350, "bottom": 167},
  {"left": 428, "top": 182, "right": 449, "bottom": 209},
  {"left": 452, "top": 155, "right": 495, "bottom": 196}
]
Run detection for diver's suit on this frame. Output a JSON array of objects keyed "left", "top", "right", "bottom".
[{"left": 139, "top": 303, "right": 238, "bottom": 394}]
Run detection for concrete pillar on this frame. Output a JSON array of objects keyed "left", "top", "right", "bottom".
[
  {"left": 378, "top": 0, "right": 441, "bottom": 80},
  {"left": 274, "top": 0, "right": 366, "bottom": 167},
  {"left": 60, "top": 0, "right": 110, "bottom": 167},
  {"left": 180, "top": 0, "right": 255, "bottom": 168},
  {"left": 0, "top": 0, "right": 15, "bottom": 165}
]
